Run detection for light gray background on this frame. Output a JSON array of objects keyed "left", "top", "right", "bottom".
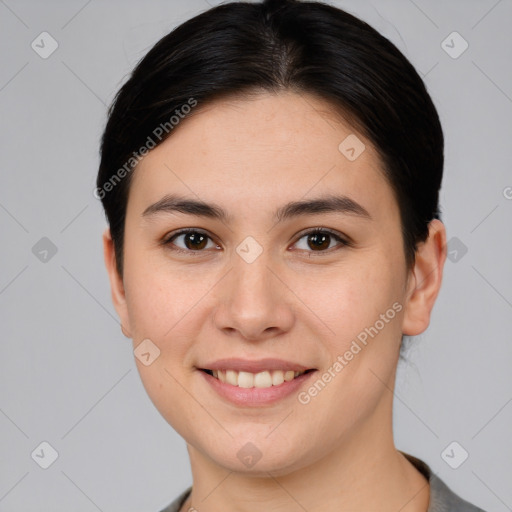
[{"left": 1, "top": 0, "right": 511, "bottom": 510}]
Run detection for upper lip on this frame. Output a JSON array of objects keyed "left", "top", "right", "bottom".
[{"left": 198, "top": 358, "right": 315, "bottom": 373}]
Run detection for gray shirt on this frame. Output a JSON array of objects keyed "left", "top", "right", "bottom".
[{"left": 158, "top": 453, "right": 486, "bottom": 512}]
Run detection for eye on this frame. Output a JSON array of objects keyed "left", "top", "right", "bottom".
[
  {"left": 163, "top": 228, "right": 220, "bottom": 254},
  {"left": 292, "top": 228, "right": 350, "bottom": 254},
  {"left": 162, "top": 227, "right": 351, "bottom": 256}
]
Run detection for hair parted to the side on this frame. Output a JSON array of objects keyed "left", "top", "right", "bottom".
[{"left": 97, "top": 0, "right": 444, "bottom": 279}]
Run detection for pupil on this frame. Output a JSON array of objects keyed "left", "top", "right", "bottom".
[
  {"left": 186, "top": 232, "right": 206, "bottom": 250},
  {"left": 309, "top": 233, "right": 329, "bottom": 250}
]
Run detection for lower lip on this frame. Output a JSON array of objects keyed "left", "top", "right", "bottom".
[{"left": 199, "top": 370, "right": 317, "bottom": 406}]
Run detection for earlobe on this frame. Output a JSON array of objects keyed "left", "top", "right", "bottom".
[
  {"left": 102, "top": 228, "right": 132, "bottom": 337},
  {"left": 402, "top": 219, "right": 447, "bottom": 336}
]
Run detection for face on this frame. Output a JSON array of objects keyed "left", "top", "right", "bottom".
[{"left": 104, "top": 91, "right": 445, "bottom": 476}]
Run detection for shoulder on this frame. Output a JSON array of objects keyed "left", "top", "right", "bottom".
[
  {"left": 429, "top": 473, "right": 487, "bottom": 512},
  {"left": 158, "top": 486, "right": 192, "bottom": 512},
  {"left": 157, "top": 456, "right": 489, "bottom": 512},
  {"left": 402, "top": 452, "right": 488, "bottom": 512}
]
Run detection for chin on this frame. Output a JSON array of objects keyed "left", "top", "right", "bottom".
[{"left": 200, "top": 435, "right": 313, "bottom": 477}]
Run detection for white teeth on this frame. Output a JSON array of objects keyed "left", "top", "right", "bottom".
[
  {"left": 237, "top": 371, "right": 254, "bottom": 388},
  {"left": 271, "top": 370, "right": 284, "bottom": 386},
  {"left": 254, "top": 371, "right": 273, "bottom": 388},
  {"left": 284, "top": 370, "right": 295, "bottom": 382},
  {"left": 226, "top": 370, "right": 238, "bottom": 386},
  {"left": 211, "top": 369, "right": 307, "bottom": 388}
]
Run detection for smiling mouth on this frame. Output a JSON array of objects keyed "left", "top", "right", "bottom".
[{"left": 200, "top": 368, "right": 316, "bottom": 388}]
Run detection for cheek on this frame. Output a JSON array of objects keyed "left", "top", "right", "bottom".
[
  {"left": 123, "top": 258, "right": 204, "bottom": 432},
  {"left": 300, "top": 253, "right": 403, "bottom": 344},
  {"left": 123, "top": 240, "right": 198, "bottom": 340},
  {"left": 300, "top": 249, "right": 405, "bottom": 402},
  {"left": 293, "top": 260, "right": 404, "bottom": 435},
  {"left": 122, "top": 250, "right": 225, "bottom": 398}
]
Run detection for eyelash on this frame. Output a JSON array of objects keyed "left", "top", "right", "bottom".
[{"left": 161, "top": 227, "right": 351, "bottom": 257}]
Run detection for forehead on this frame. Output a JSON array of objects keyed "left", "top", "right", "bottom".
[{"left": 129, "top": 91, "right": 395, "bottom": 219}]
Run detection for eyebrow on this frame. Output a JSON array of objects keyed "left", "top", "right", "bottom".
[{"left": 141, "top": 193, "right": 371, "bottom": 223}]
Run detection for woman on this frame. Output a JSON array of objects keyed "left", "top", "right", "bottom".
[{"left": 96, "top": 0, "right": 487, "bottom": 510}]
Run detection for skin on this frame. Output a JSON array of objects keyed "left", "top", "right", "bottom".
[{"left": 103, "top": 90, "right": 446, "bottom": 512}]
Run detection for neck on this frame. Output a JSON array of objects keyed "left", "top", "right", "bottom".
[{"left": 181, "top": 396, "right": 429, "bottom": 512}]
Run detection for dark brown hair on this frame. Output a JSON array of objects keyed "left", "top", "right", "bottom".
[{"left": 97, "top": 0, "right": 443, "bottom": 278}]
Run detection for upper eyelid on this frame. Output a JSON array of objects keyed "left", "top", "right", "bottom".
[{"left": 164, "top": 228, "right": 216, "bottom": 244}]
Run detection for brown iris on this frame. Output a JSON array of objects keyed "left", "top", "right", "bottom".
[
  {"left": 307, "top": 232, "right": 331, "bottom": 251},
  {"left": 182, "top": 232, "right": 208, "bottom": 250}
]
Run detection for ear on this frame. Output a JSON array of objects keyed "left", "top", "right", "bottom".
[
  {"left": 102, "top": 227, "right": 132, "bottom": 337},
  {"left": 402, "top": 219, "right": 447, "bottom": 336}
]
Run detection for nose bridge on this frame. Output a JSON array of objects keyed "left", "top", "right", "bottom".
[
  {"left": 230, "top": 241, "right": 277, "bottom": 308},
  {"left": 213, "top": 237, "right": 293, "bottom": 339}
]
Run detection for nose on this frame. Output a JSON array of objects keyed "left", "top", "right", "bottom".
[{"left": 212, "top": 248, "right": 295, "bottom": 342}]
